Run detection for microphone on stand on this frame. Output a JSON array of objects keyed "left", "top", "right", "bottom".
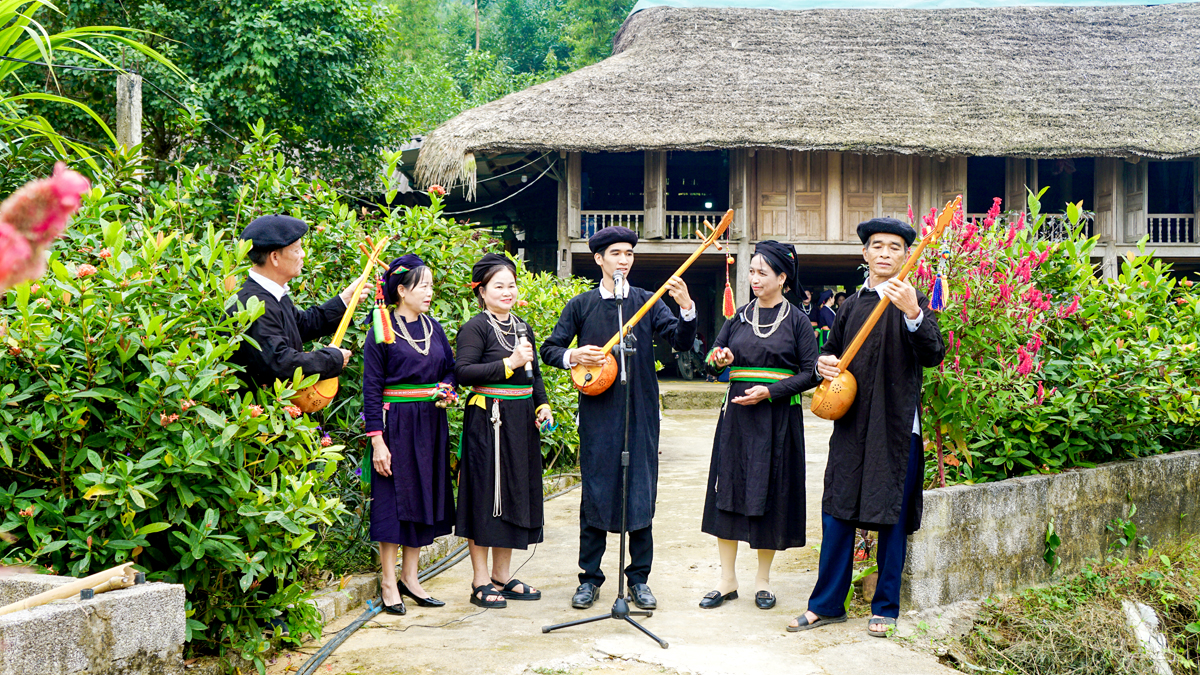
[
  {"left": 516, "top": 322, "right": 533, "bottom": 377},
  {"left": 612, "top": 270, "right": 625, "bottom": 301}
]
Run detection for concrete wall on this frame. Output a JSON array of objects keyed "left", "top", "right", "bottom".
[
  {"left": 0, "top": 574, "right": 185, "bottom": 675},
  {"left": 903, "top": 449, "right": 1200, "bottom": 609}
]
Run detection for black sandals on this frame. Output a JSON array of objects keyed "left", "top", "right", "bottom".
[
  {"left": 470, "top": 583, "right": 508, "bottom": 608},
  {"left": 492, "top": 577, "right": 542, "bottom": 601}
]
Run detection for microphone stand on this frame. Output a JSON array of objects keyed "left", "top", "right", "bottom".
[{"left": 542, "top": 274, "right": 669, "bottom": 649}]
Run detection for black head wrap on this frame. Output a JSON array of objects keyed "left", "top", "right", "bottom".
[
  {"left": 588, "top": 226, "right": 638, "bottom": 254},
  {"left": 754, "top": 240, "right": 804, "bottom": 307},
  {"left": 383, "top": 254, "right": 427, "bottom": 305},
  {"left": 471, "top": 252, "right": 516, "bottom": 286},
  {"left": 819, "top": 289, "right": 834, "bottom": 305},
  {"left": 857, "top": 217, "right": 917, "bottom": 246}
]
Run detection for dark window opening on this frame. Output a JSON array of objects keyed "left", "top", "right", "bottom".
[
  {"left": 1148, "top": 161, "right": 1195, "bottom": 214},
  {"left": 666, "top": 150, "right": 729, "bottom": 212},
  {"left": 967, "top": 157, "right": 1006, "bottom": 214},
  {"left": 581, "top": 152, "right": 644, "bottom": 210},
  {"left": 1036, "top": 158, "right": 1094, "bottom": 212}
]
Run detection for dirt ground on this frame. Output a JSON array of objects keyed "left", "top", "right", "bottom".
[{"left": 271, "top": 409, "right": 956, "bottom": 675}]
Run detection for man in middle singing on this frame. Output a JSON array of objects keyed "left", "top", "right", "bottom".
[{"left": 541, "top": 226, "right": 697, "bottom": 611}]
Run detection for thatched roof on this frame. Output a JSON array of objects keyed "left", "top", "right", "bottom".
[{"left": 416, "top": 3, "right": 1200, "bottom": 193}]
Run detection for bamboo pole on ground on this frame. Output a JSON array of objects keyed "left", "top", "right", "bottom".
[{"left": 0, "top": 562, "right": 135, "bottom": 616}]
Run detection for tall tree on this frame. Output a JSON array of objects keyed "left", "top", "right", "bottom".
[{"left": 560, "top": 0, "right": 636, "bottom": 68}]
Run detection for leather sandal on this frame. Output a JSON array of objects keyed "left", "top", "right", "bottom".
[
  {"left": 470, "top": 583, "right": 507, "bottom": 608},
  {"left": 867, "top": 616, "right": 897, "bottom": 637},
  {"left": 493, "top": 577, "right": 541, "bottom": 601},
  {"left": 787, "top": 611, "right": 847, "bottom": 632}
]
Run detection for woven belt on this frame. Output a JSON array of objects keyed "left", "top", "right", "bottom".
[
  {"left": 728, "top": 367, "right": 796, "bottom": 383},
  {"left": 382, "top": 384, "right": 440, "bottom": 402},
  {"left": 725, "top": 367, "right": 801, "bottom": 406},
  {"left": 469, "top": 384, "right": 533, "bottom": 400}
]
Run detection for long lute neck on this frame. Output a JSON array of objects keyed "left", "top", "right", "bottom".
[
  {"left": 329, "top": 237, "right": 389, "bottom": 348},
  {"left": 599, "top": 210, "right": 732, "bottom": 353}
]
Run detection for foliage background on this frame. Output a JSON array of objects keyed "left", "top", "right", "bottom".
[{"left": 920, "top": 192, "right": 1200, "bottom": 486}]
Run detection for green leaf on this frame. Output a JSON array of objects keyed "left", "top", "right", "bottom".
[{"left": 138, "top": 522, "right": 171, "bottom": 536}]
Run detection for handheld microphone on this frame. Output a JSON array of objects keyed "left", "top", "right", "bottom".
[
  {"left": 516, "top": 322, "right": 533, "bottom": 377},
  {"left": 612, "top": 270, "right": 625, "bottom": 300}
]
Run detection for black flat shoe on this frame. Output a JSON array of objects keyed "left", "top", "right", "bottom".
[
  {"left": 380, "top": 596, "right": 406, "bottom": 615},
  {"left": 699, "top": 589, "right": 738, "bottom": 609},
  {"left": 572, "top": 582, "right": 599, "bottom": 609},
  {"left": 755, "top": 590, "right": 776, "bottom": 610},
  {"left": 398, "top": 580, "right": 445, "bottom": 607},
  {"left": 629, "top": 583, "right": 657, "bottom": 610}
]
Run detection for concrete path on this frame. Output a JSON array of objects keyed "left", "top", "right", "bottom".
[{"left": 275, "top": 409, "right": 955, "bottom": 675}]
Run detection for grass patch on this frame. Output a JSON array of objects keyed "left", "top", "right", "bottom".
[{"left": 949, "top": 536, "right": 1200, "bottom": 674}]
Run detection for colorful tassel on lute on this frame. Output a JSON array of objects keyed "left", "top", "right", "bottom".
[
  {"left": 372, "top": 278, "right": 395, "bottom": 344},
  {"left": 722, "top": 254, "right": 736, "bottom": 318},
  {"left": 930, "top": 274, "right": 946, "bottom": 312}
]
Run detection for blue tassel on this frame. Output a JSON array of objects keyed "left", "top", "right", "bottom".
[{"left": 930, "top": 274, "right": 946, "bottom": 312}]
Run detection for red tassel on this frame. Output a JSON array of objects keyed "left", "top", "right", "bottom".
[{"left": 722, "top": 283, "right": 735, "bottom": 318}]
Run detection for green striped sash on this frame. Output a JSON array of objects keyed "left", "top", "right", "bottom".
[
  {"left": 726, "top": 367, "right": 801, "bottom": 406},
  {"left": 469, "top": 384, "right": 534, "bottom": 400},
  {"left": 382, "top": 383, "right": 440, "bottom": 402}
]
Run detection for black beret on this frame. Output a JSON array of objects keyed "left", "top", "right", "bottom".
[
  {"left": 857, "top": 217, "right": 916, "bottom": 246},
  {"left": 588, "top": 226, "right": 638, "bottom": 254},
  {"left": 239, "top": 215, "right": 308, "bottom": 250}
]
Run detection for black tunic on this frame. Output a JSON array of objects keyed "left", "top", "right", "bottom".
[
  {"left": 821, "top": 285, "right": 945, "bottom": 533},
  {"left": 701, "top": 302, "right": 819, "bottom": 550},
  {"left": 454, "top": 312, "right": 549, "bottom": 549},
  {"left": 541, "top": 287, "right": 697, "bottom": 532},
  {"left": 228, "top": 278, "right": 346, "bottom": 388},
  {"left": 363, "top": 312, "right": 456, "bottom": 547}
]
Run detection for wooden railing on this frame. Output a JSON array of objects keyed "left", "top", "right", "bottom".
[
  {"left": 579, "top": 211, "right": 644, "bottom": 238},
  {"left": 1148, "top": 215, "right": 1196, "bottom": 243},
  {"left": 578, "top": 210, "right": 723, "bottom": 240}
]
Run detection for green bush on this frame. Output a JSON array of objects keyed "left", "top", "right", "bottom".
[
  {"left": 0, "top": 127, "right": 586, "bottom": 669},
  {"left": 922, "top": 191, "right": 1200, "bottom": 485}
]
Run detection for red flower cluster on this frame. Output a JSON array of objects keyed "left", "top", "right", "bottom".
[
  {"left": 98, "top": 248, "right": 112, "bottom": 260},
  {"left": 18, "top": 506, "right": 35, "bottom": 517},
  {"left": 429, "top": 185, "right": 447, "bottom": 197},
  {"left": 320, "top": 435, "right": 333, "bottom": 447},
  {"left": 77, "top": 264, "right": 97, "bottom": 279},
  {"left": 0, "top": 163, "right": 91, "bottom": 290},
  {"left": 160, "top": 412, "right": 180, "bottom": 425},
  {"left": 247, "top": 404, "right": 264, "bottom": 418},
  {"left": 285, "top": 405, "right": 303, "bottom": 418},
  {"left": 181, "top": 399, "right": 197, "bottom": 412}
]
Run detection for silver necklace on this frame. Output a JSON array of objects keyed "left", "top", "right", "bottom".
[
  {"left": 486, "top": 310, "right": 518, "bottom": 351},
  {"left": 395, "top": 310, "right": 433, "bottom": 356},
  {"left": 746, "top": 298, "right": 790, "bottom": 339}
]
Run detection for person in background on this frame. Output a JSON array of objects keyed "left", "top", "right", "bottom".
[{"left": 834, "top": 292, "right": 847, "bottom": 311}]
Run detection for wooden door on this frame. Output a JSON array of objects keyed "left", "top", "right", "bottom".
[
  {"left": 1123, "top": 161, "right": 1147, "bottom": 243},
  {"left": 1094, "top": 158, "right": 1116, "bottom": 242},
  {"left": 934, "top": 157, "right": 966, "bottom": 214},
  {"left": 843, "top": 153, "right": 877, "bottom": 234},
  {"left": 843, "top": 154, "right": 913, "bottom": 235},
  {"left": 792, "top": 151, "right": 826, "bottom": 241},
  {"left": 1005, "top": 158, "right": 1027, "bottom": 214},
  {"left": 756, "top": 150, "right": 790, "bottom": 240}
]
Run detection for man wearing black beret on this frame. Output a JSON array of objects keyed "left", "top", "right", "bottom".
[
  {"left": 229, "top": 214, "right": 369, "bottom": 389},
  {"left": 541, "top": 226, "right": 698, "bottom": 611},
  {"left": 789, "top": 217, "right": 944, "bottom": 638}
]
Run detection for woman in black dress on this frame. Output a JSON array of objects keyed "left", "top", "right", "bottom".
[
  {"left": 699, "top": 241, "right": 819, "bottom": 611},
  {"left": 364, "top": 255, "right": 456, "bottom": 615},
  {"left": 455, "top": 253, "right": 553, "bottom": 608}
]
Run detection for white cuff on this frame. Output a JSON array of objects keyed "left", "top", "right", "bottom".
[
  {"left": 680, "top": 305, "right": 697, "bottom": 322},
  {"left": 904, "top": 311, "right": 923, "bottom": 332},
  {"left": 563, "top": 349, "right": 576, "bottom": 369}
]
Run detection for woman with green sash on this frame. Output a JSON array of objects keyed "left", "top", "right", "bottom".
[
  {"left": 364, "top": 255, "right": 456, "bottom": 615},
  {"left": 454, "top": 253, "right": 553, "bottom": 608},
  {"left": 699, "top": 241, "right": 819, "bottom": 611}
]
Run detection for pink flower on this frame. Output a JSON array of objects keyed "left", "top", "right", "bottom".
[
  {"left": 1061, "top": 295, "right": 1081, "bottom": 318},
  {"left": 247, "top": 404, "right": 264, "bottom": 418},
  {"left": 1035, "top": 380, "right": 1046, "bottom": 405},
  {"left": 0, "top": 162, "right": 90, "bottom": 247},
  {"left": 285, "top": 405, "right": 303, "bottom": 418},
  {"left": 962, "top": 282, "right": 972, "bottom": 302},
  {"left": 984, "top": 197, "right": 1002, "bottom": 228},
  {"left": 907, "top": 205, "right": 914, "bottom": 224},
  {"left": 159, "top": 412, "right": 180, "bottom": 425},
  {"left": 320, "top": 435, "right": 332, "bottom": 447},
  {"left": 77, "top": 264, "right": 97, "bottom": 279},
  {"left": 1003, "top": 226, "right": 1017, "bottom": 249},
  {"left": 98, "top": 248, "right": 112, "bottom": 260},
  {"left": 1016, "top": 347, "right": 1035, "bottom": 376},
  {"left": 1014, "top": 212, "right": 1026, "bottom": 232},
  {"left": 428, "top": 185, "right": 447, "bottom": 197},
  {"left": 0, "top": 221, "right": 33, "bottom": 288}
]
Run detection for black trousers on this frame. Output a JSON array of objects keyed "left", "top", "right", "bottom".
[{"left": 578, "top": 517, "right": 653, "bottom": 588}]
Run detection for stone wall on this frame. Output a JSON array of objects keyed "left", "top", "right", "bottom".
[
  {"left": 0, "top": 574, "right": 185, "bottom": 675},
  {"left": 903, "top": 449, "right": 1200, "bottom": 609}
]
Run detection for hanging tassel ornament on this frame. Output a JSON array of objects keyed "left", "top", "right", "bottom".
[
  {"left": 929, "top": 244, "right": 951, "bottom": 312},
  {"left": 372, "top": 277, "right": 395, "bottom": 344},
  {"left": 722, "top": 254, "right": 736, "bottom": 319}
]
